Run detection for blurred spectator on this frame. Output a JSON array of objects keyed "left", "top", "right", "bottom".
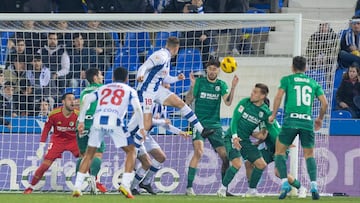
[
  {"left": 83, "top": 21, "right": 114, "bottom": 71},
  {"left": 56, "top": 21, "right": 72, "bottom": 48},
  {"left": 204, "top": 0, "right": 249, "bottom": 13},
  {"left": 37, "top": 33, "right": 70, "bottom": 99},
  {"left": 6, "top": 38, "right": 30, "bottom": 67},
  {"left": 14, "top": 79, "right": 35, "bottom": 116},
  {"left": 86, "top": 0, "right": 147, "bottom": 13},
  {"left": 36, "top": 98, "right": 50, "bottom": 117},
  {"left": 56, "top": 0, "right": 86, "bottom": 13},
  {"left": 68, "top": 33, "right": 97, "bottom": 87},
  {"left": 0, "top": 81, "right": 17, "bottom": 129},
  {"left": 4, "top": 54, "right": 27, "bottom": 91},
  {"left": 146, "top": 0, "right": 170, "bottom": 13},
  {"left": 306, "top": 23, "right": 338, "bottom": 70},
  {"left": 356, "top": 0, "right": 360, "bottom": 16},
  {"left": 162, "top": 0, "right": 191, "bottom": 13},
  {"left": 336, "top": 62, "right": 360, "bottom": 118},
  {"left": 26, "top": 54, "right": 51, "bottom": 98},
  {"left": 23, "top": 0, "right": 55, "bottom": 13},
  {"left": 339, "top": 16, "right": 360, "bottom": 68},
  {"left": 180, "top": 0, "right": 212, "bottom": 68},
  {"left": 0, "top": 0, "right": 25, "bottom": 13},
  {"left": 0, "top": 69, "right": 5, "bottom": 89}
]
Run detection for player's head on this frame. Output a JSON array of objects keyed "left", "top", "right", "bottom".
[
  {"left": 86, "top": 68, "right": 103, "bottom": 84},
  {"left": 61, "top": 92, "right": 75, "bottom": 111},
  {"left": 166, "top": 36, "right": 180, "bottom": 57},
  {"left": 292, "top": 56, "right": 307, "bottom": 73},
  {"left": 113, "top": 67, "right": 128, "bottom": 83},
  {"left": 205, "top": 58, "right": 221, "bottom": 81},
  {"left": 250, "top": 83, "right": 269, "bottom": 105}
]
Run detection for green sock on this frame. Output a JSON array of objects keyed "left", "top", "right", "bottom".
[
  {"left": 274, "top": 155, "right": 287, "bottom": 179},
  {"left": 290, "top": 178, "right": 301, "bottom": 189},
  {"left": 249, "top": 167, "right": 264, "bottom": 188},
  {"left": 90, "top": 157, "right": 102, "bottom": 177},
  {"left": 76, "top": 158, "right": 82, "bottom": 173},
  {"left": 187, "top": 167, "right": 197, "bottom": 188},
  {"left": 306, "top": 157, "right": 317, "bottom": 181},
  {"left": 222, "top": 166, "right": 238, "bottom": 187}
]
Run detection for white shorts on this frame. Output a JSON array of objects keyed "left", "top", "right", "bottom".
[
  {"left": 141, "top": 86, "right": 173, "bottom": 114},
  {"left": 137, "top": 135, "right": 161, "bottom": 157},
  {"left": 88, "top": 126, "right": 130, "bottom": 149}
]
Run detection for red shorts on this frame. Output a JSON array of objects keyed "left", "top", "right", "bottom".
[{"left": 44, "top": 139, "right": 80, "bottom": 161}]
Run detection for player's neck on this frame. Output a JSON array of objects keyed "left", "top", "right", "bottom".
[
  {"left": 62, "top": 107, "right": 72, "bottom": 117},
  {"left": 253, "top": 100, "right": 264, "bottom": 107}
]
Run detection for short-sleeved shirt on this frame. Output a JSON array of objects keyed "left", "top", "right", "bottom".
[
  {"left": 279, "top": 73, "right": 324, "bottom": 131},
  {"left": 193, "top": 77, "right": 229, "bottom": 128}
]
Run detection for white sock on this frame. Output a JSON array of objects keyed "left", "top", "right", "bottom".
[
  {"left": 131, "top": 167, "right": 147, "bottom": 189},
  {"left": 142, "top": 159, "right": 162, "bottom": 185},
  {"left": 121, "top": 172, "right": 135, "bottom": 189},
  {"left": 74, "top": 172, "right": 87, "bottom": 190},
  {"left": 180, "top": 105, "right": 203, "bottom": 133}
]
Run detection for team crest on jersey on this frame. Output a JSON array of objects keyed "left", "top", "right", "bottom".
[
  {"left": 215, "top": 86, "right": 220, "bottom": 91},
  {"left": 57, "top": 121, "right": 61, "bottom": 125},
  {"left": 238, "top": 105, "right": 244, "bottom": 113},
  {"left": 259, "top": 111, "right": 264, "bottom": 118},
  {"left": 69, "top": 121, "right": 74, "bottom": 127}
]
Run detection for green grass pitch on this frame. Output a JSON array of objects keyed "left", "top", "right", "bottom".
[{"left": 0, "top": 193, "right": 359, "bottom": 203}]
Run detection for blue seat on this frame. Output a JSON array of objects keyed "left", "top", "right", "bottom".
[
  {"left": 334, "top": 68, "right": 347, "bottom": 88},
  {"left": 331, "top": 110, "right": 352, "bottom": 119},
  {"left": 332, "top": 88, "right": 338, "bottom": 109},
  {"left": 124, "top": 32, "right": 152, "bottom": 53},
  {"left": 104, "top": 67, "right": 113, "bottom": 84},
  {"left": 176, "top": 48, "right": 203, "bottom": 73},
  {"left": 114, "top": 48, "right": 139, "bottom": 72},
  {"left": 154, "top": 31, "right": 179, "bottom": 51},
  {"left": 112, "top": 32, "right": 122, "bottom": 55},
  {"left": 0, "top": 32, "right": 14, "bottom": 65}
]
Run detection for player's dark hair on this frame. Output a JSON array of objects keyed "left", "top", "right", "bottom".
[
  {"left": 113, "top": 67, "right": 128, "bottom": 82},
  {"left": 206, "top": 58, "right": 221, "bottom": 68},
  {"left": 292, "top": 56, "right": 307, "bottom": 71},
  {"left": 166, "top": 36, "right": 180, "bottom": 47},
  {"left": 255, "top": 83, "right": 269, "bottom": 96},
  {"left": 86, "top": 68, "right": 100, "bottom": 84},
  {"left": 61, "top": 92, "right": 74, "bottom": 101}
]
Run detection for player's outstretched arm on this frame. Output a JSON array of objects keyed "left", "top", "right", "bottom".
[
  {"left": 315, "top": 94, "right": 328, "bottom": 131},
  {"left": 224, "top": 75, "right": 239, "bottom": 106},
  {"left": 269, "top": 88, "right": 285, "bottom": 123}
]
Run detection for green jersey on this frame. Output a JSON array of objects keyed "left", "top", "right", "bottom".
[
  {"left": 230, "top": 97, "right": 272, "bottom": 141},
  {"left": 79, "top": 83, "right": 103, "bottom": 131},
  {"left": 279, "top": 73, "right": 324, "bottom": 131},
  {"left": 193, "top": 77, "right": 229, "bottom": 128}
]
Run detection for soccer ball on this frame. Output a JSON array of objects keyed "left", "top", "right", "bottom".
[{"left": 221, "top": 56, "right": 237, "bottom": 73}]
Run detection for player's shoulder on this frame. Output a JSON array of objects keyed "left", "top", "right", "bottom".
[
  {"left": 48, "top": 107, "right": 62, "bottom": 117},
  {"left": 73, "top": 109, "right": 80, "bottom": 115}
]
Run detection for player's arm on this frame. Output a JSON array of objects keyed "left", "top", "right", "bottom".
[
  {"left": 137, "top": 52, "right": 165, "bottom": 82},
  {"left": 37, "top": 115, "right": 53, "bottom": 159},
  {"left": 269, "top": 88, "right": 285, "bottom": 123},
  {"left": 223, "top": 75, "right": 239, "bottom": 106},
  {"left": 315, "top": 94, "right": 328, "bottom": 131},
  {"left": 78, "top": 92, "right": 97, "bottom": 134},
  {"left": 230, "top": 101, "right": 242, "bottom": 150},
  {"left": 185, "top": 72, "right": 197, "bottom": 105},
  {"left": 130, "top": 90, "right": 144, "bottom": 130},
  {"left": 163, "top": 72, "right": 184, "bottom": 84}
]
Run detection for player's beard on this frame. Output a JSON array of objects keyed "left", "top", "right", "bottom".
[{"left": 207, "top": 73, "right": 217, "bottom": 81}]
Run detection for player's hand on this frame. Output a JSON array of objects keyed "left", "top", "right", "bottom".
[
  {"left": 314, "top": 118, "right": 323, "bottom": 131},
  {"left": 189, "top": 71, "right": 195, "bottom": 87},
  {"left": 164, "top": 119, "right": 171, "bottom": 125},
  {"left": 36, "top": 142, "right": 46, "bottom": 159},
  {"left": 139, "top": 128, "right": 146, "bottom": 141},
  {"left": 77, "top": 122, "right": 85, "bottom": 136},
  {"left": 268, "top": 115, "right": 275, "bottom": 124},
  {"left": 137, "top": 76, "right": 144, "bottom": 82},
  {"left": 231, "top": 75, "right": 239, "bottom": 88},
  {"left": 178, "top": 73, "right": 185, "bottom": 80},
  {"left": 231, "top": 137, "right": 242, "bottom": 150},
  {"left": 179, "top": 131, "right": 190, "bottom": 138}
]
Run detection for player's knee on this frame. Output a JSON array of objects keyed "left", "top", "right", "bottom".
[{"left": 194, "top": 148, "right": 204, "bottom": 158}]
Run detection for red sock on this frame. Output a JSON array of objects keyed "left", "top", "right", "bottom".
[{"left": 31, "top": 163, "right": 51, "bottom": 186}]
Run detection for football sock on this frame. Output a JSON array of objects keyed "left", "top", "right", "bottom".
[
  {"left": 90, "top": 157, "right": 101, "bottom": 177},
  {"left": 222, "top": 166, "right": 238, "bottom": 187},
  {"left": 187, "top": 167, "right": 197, "bottom": 188},
  {"left": 306, "top": 157, "right": 317, "bottom": 181},
  {"left": 180, "top": 105, "right": 203, "bottom": 133},
  {"left": 249, "top": 167, "right": 263, "bottom": 188},
  {"left": 274, "top": 154, "right": 288, "bottom": 179}
]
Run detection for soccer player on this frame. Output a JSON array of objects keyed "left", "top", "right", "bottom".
[
  {"left": 24, "top": 93, "right": 79, "bottom": 194},
  {"left": 217, "top": 83, "right": 272, "bottom": 197},
  {"left": 136, "top": 36, "right": 214, "bottom": 141},
  {"left": 269, "top": 56, "right": 328, "bottom": 200},
  {"left": 184, "top": 58, "right": 238, "bottom": 196},
  {"left": 129, "top": 99, "right": 189, "bottom": 195},
  {"left": 75, "top": 68, "right": 107, "bottom": 194},
  {"left": 72, "top": 67, "right": 145, "bottom": 199}
]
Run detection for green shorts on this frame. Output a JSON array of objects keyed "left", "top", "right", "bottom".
[
  {"left": 240, "top": 141, "right": 262, "bottom": 163},
  {"left": 77, "top": 132, "right": 105, "bottom": 154},
  {"left": 261, "top": 148, "right": 289, "bottom": 164},
  {"left": 192, "top": 127, "right": 225, "bottom": 149},
  {"left": 278, "top": 127, "right": 315, "bottom": 148},
  {"left": 224, "top": 136, "right": 241, "bottom": 161}
]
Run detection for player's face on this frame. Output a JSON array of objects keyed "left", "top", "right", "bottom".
[
  {"left": 170, "top": 45, "right": 180, "bottom": 57},
  {"left": 62, "top": 94, "right": 76, "bottom": 111},
  {"left": 250, "top": 87, "right": 265, "bottom": 103},
  {"left": 206, "top": 65, "right": 219, "bottom": 81},
  {"left": 95, "top": 71, "right": 104, "bottom": 84}
]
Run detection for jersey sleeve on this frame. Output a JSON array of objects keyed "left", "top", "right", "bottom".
[
  {"left": 137, "top": 51, "right": 166, "bottom": 77},
  {"left": 279, "top": 76, "right": 288, "bottom": 91},
  {"left": 220, "top": 80, "right": 229, "bottom": 96},
  {"left": 230, "top": 99, "right": 246, "bottom": 136},
  {"left": 40, "top": 114, "right": 54, "bottom": 143},
  {"left": 314, "top": 82, "right": 325, "bottom": 97},
  {"left": 78, "top": 91, "right": 97, "bottom": 122}
]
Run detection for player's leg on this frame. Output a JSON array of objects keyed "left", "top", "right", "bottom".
[
  {"left": 287, "top": 173, "right": 307, "bottom": 198},
  {"left": 161, "top": 90, "right": 213, "bottom": 138},
  {"left": 274, "top": 128, "right": 297, "bottom": 199},
  {"left": 93, "top": 151, "right": 107, "bottom": 193},
  {"left": 119, "top": 144, "right": 136, "bottom": 199},
  {"left": 131, "top": 145, "right": 152, "bottom": 195},
  {"left": 24, "top": 159, "right": 54, "bottom": 194},
  {"left": 186, "top": 137, "right": 204, "bottom": 196},
  {"left": 300, "top": 129, "right": 319, "bottom": 200}
]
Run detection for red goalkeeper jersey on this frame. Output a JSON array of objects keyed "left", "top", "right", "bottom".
[{"left": 40, "top": 107, "right": 79, "bottom": 143}]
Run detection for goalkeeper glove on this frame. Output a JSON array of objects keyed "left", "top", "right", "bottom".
[{"left": 36, "top": 142, "right": 46, "bottom": 159}]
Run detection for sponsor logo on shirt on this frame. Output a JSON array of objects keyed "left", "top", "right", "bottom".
[
  {"left": 56, "top": 126, "right": 76, "bottom": 132},
  {"left": 199, "top": 92, "right": 219, "bottom": 100},
  {"left": 242, "top": 112, "right": 261, "bottom": 125}
]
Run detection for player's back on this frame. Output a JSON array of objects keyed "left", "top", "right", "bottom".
[
  {"left": 92, "top": 82, "right": 136, "bottom": 129},
  {"left": 137, "top": 48, "right": 171, "bottom": 92}
]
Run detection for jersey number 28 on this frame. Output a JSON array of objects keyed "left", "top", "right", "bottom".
[{"left": 99, "top": 88, "right": 125, "bottom": 106}]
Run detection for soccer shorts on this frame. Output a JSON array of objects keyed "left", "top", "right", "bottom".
[
  {"left": 140, "top": 86, "right": 174, "bottom": 114},
  {"left": 137, "top": 135, "right": 161, "bottom": 157},
  {"left": 240, "top": 141, "right": 262, "bottom": 163},
  {"left": 278, "top": 127, "right": 315, "bottom": 148},
  {"left": 88, "top": 125, "right": 132, "bottom": 149},
  {"left": 77, "top": 134, "right": 105, "bottom": 154},
  {"left": 44, "top": 139, "right": 80, "bottom": 161},
  {"left": 224, "top": 136, "right": 242, "bottom": 161},
  {"left": 192, "top": 127, "right": 225, "bottom": 149}
]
